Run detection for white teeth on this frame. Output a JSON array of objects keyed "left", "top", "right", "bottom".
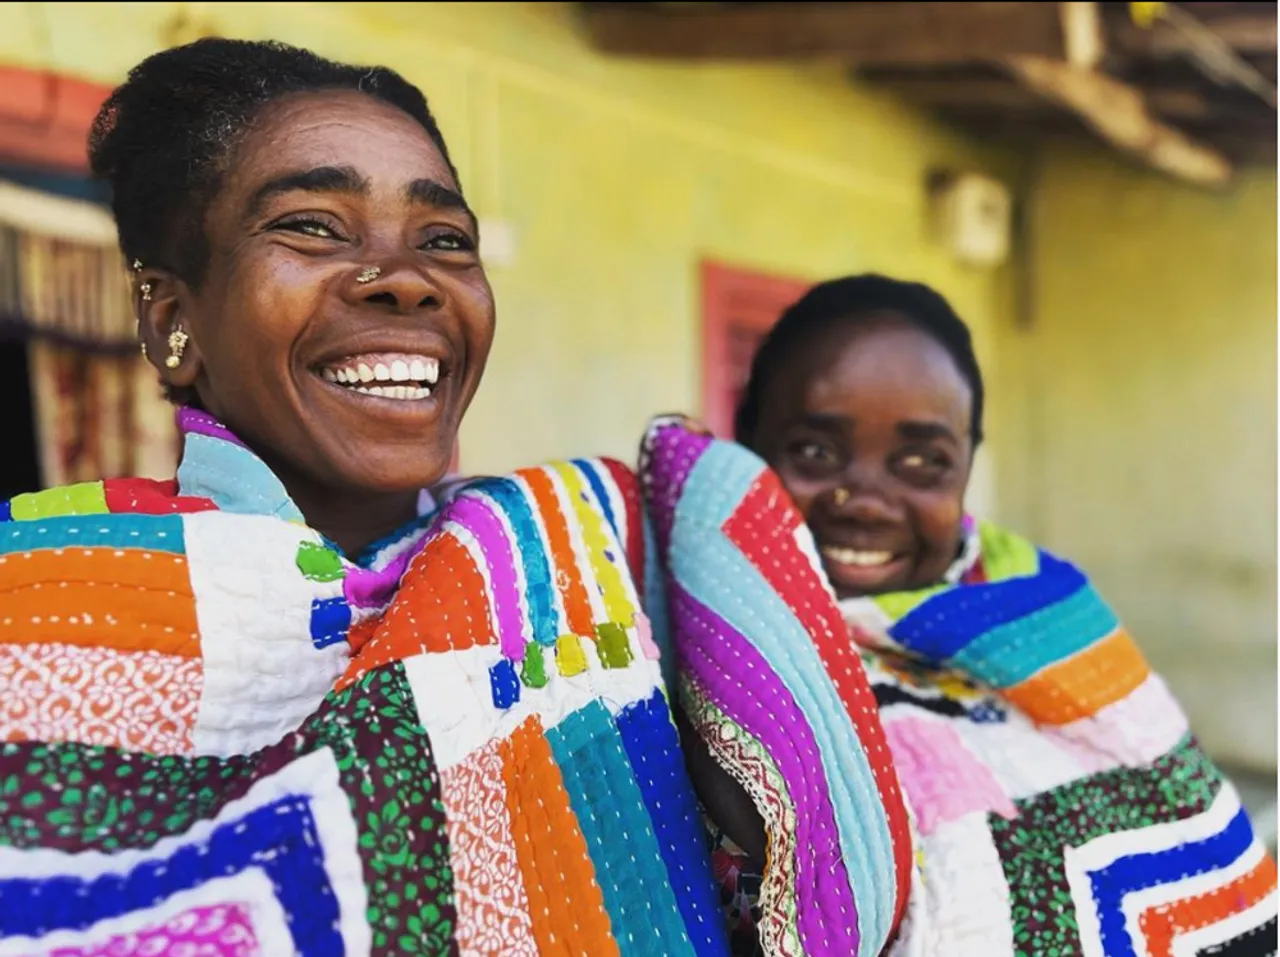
[
  {"left": 321, "top": 356, "right": 441, "bottom": 392},
  {"left": 822, "top": 547, "right": 895, "bottom": 567},
  {"left": 348, "top": 384, "right": 431, "bottom": 401}
]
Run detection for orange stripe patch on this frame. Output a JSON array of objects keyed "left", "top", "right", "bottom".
[
  {"left": 340, "top": 531, "right": 496, "bottom": 690},
  {"left": 501, "top": 717, "right": 619, "bottom": 957},
  {"left": 0, "top": 548, "right": 198, "bottom": 656},
  {"left": 1004, "top": 628, "right": 1148, "bottom": 725},
  {"left": 1140, "top": 854, "right": 1278, "bottom": 957},
  {"left": 521, "top": 471, "right": 596, "bottom": 638}
]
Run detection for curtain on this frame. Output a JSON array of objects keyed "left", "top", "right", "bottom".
[{"left": 0, "top": 177, "right": 177, "bottom": 488}]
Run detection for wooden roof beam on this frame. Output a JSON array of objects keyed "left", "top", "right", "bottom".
[
  {"left": 1000, "top": 3, "right": 1232, "bottom": 187},
  {"left": 580, "top": 1, "right": 1235, "bottom": 186},
  {"left": 1006, "top": 55, "right": 1233, "bottom": 186},
  {"left": 1114, "top": 13, "right": 1278, "bottom": 58},
  {"left": 865, "top": 76, "right": 1219, "bottom": 122},
  {"left": 579, "top": 2, "right": 1086, "bottom": 63}
]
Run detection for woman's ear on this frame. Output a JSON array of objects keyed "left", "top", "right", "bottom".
[{"left": 136, "top": 268, "right": 203, "bottom": 389}]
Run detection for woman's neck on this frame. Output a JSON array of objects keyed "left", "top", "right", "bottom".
[
  {"left": 174, "top": 406, "right": 427, "bottom": 558},
  {"left": 287, "top": 483, "right": 421, "bottom": 558}
]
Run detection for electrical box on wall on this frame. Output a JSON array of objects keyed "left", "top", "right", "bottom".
[{"left": 928, "top": 171, "right": 1012, "bottom": 268}]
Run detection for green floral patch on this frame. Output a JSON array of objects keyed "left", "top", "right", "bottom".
[
  {"left": 0, "top": 663, "right": 455, "bottom": 955},
  {"left": 989, "top": 736, "right": 1220, "bottom": 957}
]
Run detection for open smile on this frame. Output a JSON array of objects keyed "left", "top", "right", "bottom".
[
  {"left": 819, "top": 544, "right": 910, "bottom": 595},
  {"left": 316, "top": 351, "right": 443, "bottom": 402}
]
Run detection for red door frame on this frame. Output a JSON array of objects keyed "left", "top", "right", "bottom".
[
  {"left": 700, "top": 259, "right": 810, "bottom": 438},
  {"left": 0, "top": 67, "right": 109, "bottom": 173}
]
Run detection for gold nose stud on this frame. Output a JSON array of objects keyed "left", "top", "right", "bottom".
[
  {"left": 356, "top": 266, "right": 382, "bottom": 284},
  {"left": 832, "top": 487, "right": 851, "bottom": 507}
]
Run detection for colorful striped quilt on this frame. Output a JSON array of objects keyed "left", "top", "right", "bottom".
[
  {"left": 641, "top": 418, "right": 1278, "bottom": 957},
  {"left": 0, "top": 410, "right": 1273, "bottom": 957},
  {"left": 0, "top": 409, "right": 729, "bottom": 956}
]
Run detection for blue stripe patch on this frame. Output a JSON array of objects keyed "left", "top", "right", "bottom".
[
  {"left": 1091, "top": 806, "right": 1255, "bottom": 957},
  {"left": 489, "top": 658, "right": 521, "bottom": 710},
  {"left": 0, "top": 513, "right": 186, "bottom": 556},
  {"left": 549, "top": 701, "right": 697, "bottom": 957},
  {"left": 177, "top": 433, "right": 304, "bottom": 523},
  {"left": 574, "top": 459, "right": 620, "bottom": 544},
  {"left": 480, "top": 480, "right": 559, "bottom": 647},
  {"left": 889, "top": 552, "right": 1086, "bottom": 660},
  {"left": 308, "top": 597, "right": 351, "bottom": 650},
  {"left": 0, "top": 499, "right": 10, "bottom": 523},
  {"left": 0, "top": 795, "right": 342, "bottom": 957},
  {"left": 642, "top": 517, "right": 678, "bottom": 695},
  {"left": 949, "top": 583, "right": 1118, "bottom": 687},
  {"left": 617, "top": 691, "right": 730, "bottom": 957}
]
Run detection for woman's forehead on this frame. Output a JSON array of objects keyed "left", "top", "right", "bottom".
[
  {"left": 774, "top": 318, "right": 972, "bottom": 420},
  {"left": 229, "top": 90, "right": 455, "bottom": 192}
]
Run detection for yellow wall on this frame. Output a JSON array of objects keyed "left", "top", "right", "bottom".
[
  {"left": 0, "top": 0, "right": 1017, "bottom": 516},
  {"left": 995, "top": 143, "right": 1277, "bottom": 771}
]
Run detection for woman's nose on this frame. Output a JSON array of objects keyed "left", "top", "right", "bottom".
[
  {"left": 830, "top": 469, "right": 900, "bottom": 523},
  {"left": 349, "top": 260, "right": 443, "bottom": 314}
]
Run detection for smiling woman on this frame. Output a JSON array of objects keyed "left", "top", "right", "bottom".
[
  {"left": 88, "top": 44, "right": 493, "bottom": 554},
  {"left": 686, "top": 275, "right": 1278, "bottom": 957},
  {"left": 0, "top": 39, "right": 735, "bottom": 956}
]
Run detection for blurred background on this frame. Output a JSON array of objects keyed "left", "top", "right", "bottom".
[{"left": 0, "top": 1, "right": 1275, "bottom": 839}]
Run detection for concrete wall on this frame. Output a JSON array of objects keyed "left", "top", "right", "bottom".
[{"left": 993, "top": 143, "right": 1277, "bottom": 771}]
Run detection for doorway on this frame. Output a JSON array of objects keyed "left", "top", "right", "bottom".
[{"left": 0, "top": 338, "right": 41, "bottom": 500}]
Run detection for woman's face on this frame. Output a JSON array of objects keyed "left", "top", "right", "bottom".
[
  {"left": 750, "top": 313, "right": 974, "bottom": 598},
  {"left": 162, "top": 89, "right": 494, "bottom": 498}
]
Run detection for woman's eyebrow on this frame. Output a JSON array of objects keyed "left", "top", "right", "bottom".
[
  {"left": 897, "top": 420, "right": 957, "bottom": 442},
  {"left": 244, "top": 165, "right": 367, "bottom": 220},
  {"left": 406, "top": 178, "right": 477, "bottom": 231}
]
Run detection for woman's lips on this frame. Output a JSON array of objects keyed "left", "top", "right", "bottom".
[{"left": 819, "top": 545, "right": 909, "bottom": 595}]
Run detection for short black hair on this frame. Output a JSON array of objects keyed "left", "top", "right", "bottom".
[
  {"left": 89, "top": 38, "right": 459, "bottom": 286},
  {"left": 734, "top": 273, "right": 985, "bottom": 446}
]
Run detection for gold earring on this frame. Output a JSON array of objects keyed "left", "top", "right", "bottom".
[
  {"left": 356, "top": 265, "right": 382, "bottom": 284},
  {"left": 832, "top": 487, "right": 851, "bottom": 507},
  {"left": 140, "top": 281, "right": 153, "bottom": 302},
  {"left": 132, "top": 259, "right": 143, "bottom": 271},
  {"left": 165, "top": 328, "right": 188, "bottom": 370}
]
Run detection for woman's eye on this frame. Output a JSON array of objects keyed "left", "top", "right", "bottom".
[
  {"left": 789, "top": 440, "right": 837, "bottom": 469},
  {"left": 279, "top": 219, "right": 340, "bottom": 239},
  {"left": 798, "top": 442, "right": 827, "bottom": 461},
  {"left": 423, "top": 231, "right": 476, "bottom": 252},
  {"left": 897, "top": 450, "right": 951, "bottom": 484}
]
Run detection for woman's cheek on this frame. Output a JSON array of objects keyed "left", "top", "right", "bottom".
[{"left": 773, "top": 470, "right": 824, "bottom": 523}]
